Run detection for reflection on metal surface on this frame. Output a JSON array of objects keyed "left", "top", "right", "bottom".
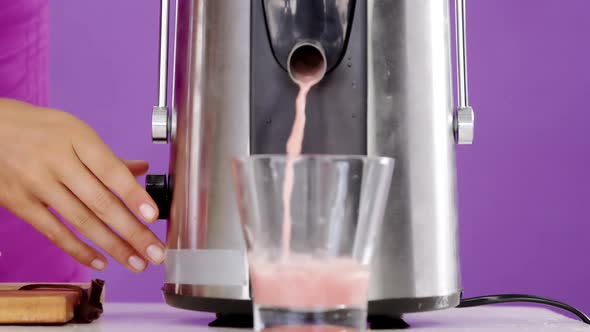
[
  {"left": 165, "top": 0, "right": 251, "bottom": 300},
  {"left": 367, "top": 0, "right": 461, "bottom": 301}
]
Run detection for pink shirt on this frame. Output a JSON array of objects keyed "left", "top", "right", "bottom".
[{"left": 0, "top": 0, "right": 88, "bottom": 282}]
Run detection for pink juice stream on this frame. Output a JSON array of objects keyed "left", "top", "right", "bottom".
[
  {"left": 250, "top": 51, "right": 370, "bottom": 313},
  {"left": 280, "top": 76, "right": 314, "bottom": 258},
  {"left": 281, "top": 52, "right": 326, "bottom": 257}
]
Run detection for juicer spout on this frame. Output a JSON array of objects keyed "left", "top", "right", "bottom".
[
  {"left": 287, "top": 43, "right": 327, "bottom": 85},
  {"left": 262, "top": 0, "right": 356, "bottom": 74}
]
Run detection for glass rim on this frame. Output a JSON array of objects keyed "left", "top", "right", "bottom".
[{"left": 233, "top": 154, "right": 395, "bottom": 166}]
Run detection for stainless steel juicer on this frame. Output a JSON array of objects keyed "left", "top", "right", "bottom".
[{"left": 146, "top": 0, "right": 475, "bottom": 323}]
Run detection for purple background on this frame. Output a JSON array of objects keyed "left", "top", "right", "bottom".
[{"left": 48, "top": 0, "right": 590, "bottom": 313}]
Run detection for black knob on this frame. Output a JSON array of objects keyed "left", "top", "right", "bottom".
[{"left": 145, "top": 174, "right": 170, "bottom": 220}]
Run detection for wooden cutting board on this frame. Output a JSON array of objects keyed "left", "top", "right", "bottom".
[{"left": 0, "top": 281, "right": 105, "bottom": 324}]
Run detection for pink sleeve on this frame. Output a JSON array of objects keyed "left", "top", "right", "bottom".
[
  {"left": 0, "top": 0, "right": 49, "bottom": 106},
  {"left": 0, "top": 0, "right": 89, "bottom": 283}
]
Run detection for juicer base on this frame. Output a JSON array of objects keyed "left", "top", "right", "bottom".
[
  {"left": 163, "top": 288, "right": 461, "bottom": 329},
  {"left": 366, "top": 292, "right": 461, "bottom": 329},
  {"left": 368, "top": 291, "right": 462, "bottom": 315},
  {"left": 208, "top": 313, "right": 254, "bottom": 328},
  {"left": 163, "top": 290, "right": 251, "bottom": 315},
  {"left": 367, "top": 315, "right": 409, "bottom": 329}
]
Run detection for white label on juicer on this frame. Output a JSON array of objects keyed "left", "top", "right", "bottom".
[{"left": 165, "top": 249, "right": 248, "bottom": 286}]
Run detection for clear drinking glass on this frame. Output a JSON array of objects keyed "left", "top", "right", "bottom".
[{"left": 231, "top": 155, "right": 395, "bottom": 332}]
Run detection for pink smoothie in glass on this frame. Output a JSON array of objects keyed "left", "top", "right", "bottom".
[{"left": 250, "top": 254, "right": 370, "bottom": 309}]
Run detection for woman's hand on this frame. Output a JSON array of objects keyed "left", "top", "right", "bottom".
[{"left": 0, "top": 98, "right": 165, "bottom": 273}]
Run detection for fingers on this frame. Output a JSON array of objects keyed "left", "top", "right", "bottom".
[
  {"left": 38, "top": 182, "right": 152, "bottom": 272},
  {"left": 55, "top": 155, "right": 166, "bottom": 266},
  {"left": 72, "top": 132, "right": 159, "bottom": 224},
  {"left": 122, "top": 159, "right": 149, "bottom": 177},
  {"left": 16, "top": 197, "right": 107, "bottom": 271}
]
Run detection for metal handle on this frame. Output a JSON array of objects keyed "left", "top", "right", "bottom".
[
  {"left": 454, "top": 0, "right": 474, "bottom": 145},
  {"left": 152, "top": 0, "right": 171, "bottom": 143}
]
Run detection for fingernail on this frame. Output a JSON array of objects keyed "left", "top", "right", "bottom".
[
  {"left": 139, "top": 204, "right": 157, "bottom": 221},
  {"left": 91, "top": 259, "right": 106, "bottom": 271},
  {"left": 147, "top": 244, "right": 166, "bottom": 263},
  {"left": 128, "top": 255, "right": 146, "bottom": 271}
]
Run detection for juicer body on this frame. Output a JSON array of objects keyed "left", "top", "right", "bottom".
[{"left": 146, "top": 0, "right": 475, "bottom": 318}]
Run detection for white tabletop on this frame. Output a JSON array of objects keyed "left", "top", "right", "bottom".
[{"left": 1, "top": 303, "right": 589, "bottom": 332}]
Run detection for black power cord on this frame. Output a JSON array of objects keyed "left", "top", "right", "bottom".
[{"left": 458, "top": 294, "right": 590, "bottom": 325}]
